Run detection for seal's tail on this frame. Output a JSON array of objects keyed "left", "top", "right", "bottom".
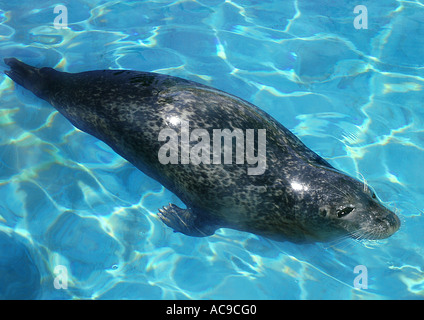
[{"left": 4, "top": 58, "right": 55, "bottom": 100}]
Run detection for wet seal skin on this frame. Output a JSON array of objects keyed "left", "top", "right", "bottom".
[{"left": 4, "top": 58, "right": 400, "bottom": 243}]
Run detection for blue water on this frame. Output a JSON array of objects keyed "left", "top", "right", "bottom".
[{"left": 0, "top": 0, "right": 423, "bottom": 300}]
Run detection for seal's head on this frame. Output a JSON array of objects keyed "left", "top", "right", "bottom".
[{"left": 287, "top": 169, "right": 401, "bottom": 243}]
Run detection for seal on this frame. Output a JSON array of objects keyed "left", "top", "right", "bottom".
[{"left": 4, "top": 58, "right": 400, "bottom": 243}]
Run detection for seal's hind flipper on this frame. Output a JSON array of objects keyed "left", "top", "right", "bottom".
[
  {"left": 158, "top": 204, "right": 217, "bottom": 237},
  {"left": 4, "top": 58, "right": 56, "bottom": 99},
  {"left": 4, "top": 58, "right": 41, "bottom": 91}
]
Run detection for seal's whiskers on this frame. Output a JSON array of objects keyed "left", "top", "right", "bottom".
[{"left": 356, "top": 171, "right": 368, "bottom": 192}]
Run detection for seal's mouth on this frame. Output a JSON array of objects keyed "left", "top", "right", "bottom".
[{"left": 350, "top": 212, "right": 401, "bottom": 240}]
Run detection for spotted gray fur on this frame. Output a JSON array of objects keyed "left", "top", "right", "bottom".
[{"left": 4, "top": 58, "right": 400, "bottom": 243}]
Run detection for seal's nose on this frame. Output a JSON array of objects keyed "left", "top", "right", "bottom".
[
  {"left": 387, "top": 212, "right": 401, "bottom": 234},
  {"left": 368, "top": 199, "right": 401, "bottom": 238},
  {"left": 362, "top": 207, "right": 401, "bottom": 240},
  {"left": 378, "top": 211, "right": 400, "bottom": 237}
]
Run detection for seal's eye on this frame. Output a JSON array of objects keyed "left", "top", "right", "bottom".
[
  {"left": 371, "top": 192, "right": 376, "bottom": 199},
  {"left": 337, "top": 207, "right": 354, "bottom": 218}
]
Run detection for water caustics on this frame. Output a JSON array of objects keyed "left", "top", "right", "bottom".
[{"left": 0, "top": 0, "right": 423, "bottom": 299}]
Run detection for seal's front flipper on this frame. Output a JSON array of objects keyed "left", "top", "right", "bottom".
[{"left": 158, "top": 204, "right": 217, "bottom": 237}]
